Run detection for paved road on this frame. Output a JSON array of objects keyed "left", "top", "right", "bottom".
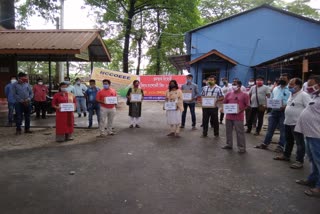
[{"left": 0, "top": 102, "right": 319, "bottom": 214}]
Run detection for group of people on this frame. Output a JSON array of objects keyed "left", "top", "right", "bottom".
[{"left": 4, "top": 71, "right": 320, "bottom": 197}]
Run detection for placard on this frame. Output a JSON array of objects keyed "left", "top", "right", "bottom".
[
  {"left": 59, "top": 103, "right": 75, "bottom": 112},
  {"left": 130, "top": 93, "right": 142, "bottom": 102},
  {"left": 201, "top": 96, "right": 216, "bottom": 108},
  {"left": 182, "top": 90, "right": 192, "bottom": 101},
  {"left": 104, "top": 96, "right": 118, "bottom": 104},
  {"left": 266, "top": 98, "right": 282, "bottom": 109},
  {"left": 223, "top": 104, "right": 239, "bottom": 114},
  {"left": 164, "top": 101, "right": 177, "bottom": 110}
]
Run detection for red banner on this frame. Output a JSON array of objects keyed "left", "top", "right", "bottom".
[{"left": 140, "top": 75, "right": 186, "bottom": 100}]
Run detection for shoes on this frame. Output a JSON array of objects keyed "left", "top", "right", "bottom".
[
  {"left": 135, "top": 125, "right": 141, "bottom": 128},
  {"left": 200, "top": 124, "right": 203, "bottom": 127},
  {"left": 245, "top": 129, "right": 251, "bottom": 133},
  {"left": 108, "top": 132, "right": 116, "bottom": 136},
  {"left": 296, "top": 179, "right": 316, "bottom": 187},
  {"left": 304, "top": 188, "right": 320, "bottom": 197},
  {"left": 175, "top": 134, "right": 181, "bottom": 138},
  {"left": 290, "top": 161, "right": 303, "bottom": 169},
  {"left": 167, "top": 132, "right": 175, "bottom": 136},
  {"left": 273, "top": 155, "right": 290, "bottom": 161},
  {"left": 180, "top": 125, "right": 184, "bottom": 128},
  {"left": 200, "top": 134, "right": 208, "bottom": 138},
  {"left": 192, "top": 126, "right": 197, "bottom": 130},
  {"left": 88, "top": 125, "right": 92, "bottom": 129},
  {"left": 254, "top": 132, "right": 260, "bottom": 136},
  {"left": 129, "top": 125, "right": 134, "bottom": 128},
  {"left": 221, "top": 145, "right": 233, "bottom": 150},
  {"left": 254, "top": 144, "right": 268, "bottom": 150},
  {"left": 219, "top": 121, "right": 223, "bottom": 125},
  {"left": 42, "top": 116, "right": 47, "bottom": 119},
  {"left": 16, "top": 130, "right": 22, "bottom": 135},
  {"left": 65, "top": 138, "right": 74, "bottom": 141},
  {"left": 214, "top": 134, "right": 219, "bottom": 137},
  {"left": 84, "top": 112, "right": 87, "bottom": 117},
  {"left": 238, "top": 150, "right": 246, "bottom": 154},
  {"left": 274, "top": 146, "right": 284, "bottom": 153},
  {"left": 78, "top": 114, "right": 81, "bottom": 118},
  {"left": 97, "top": 134, "right": 107, "bottom": 138},
  {"left": 24, "top": 130, "right": 33, "bottom": 134}
]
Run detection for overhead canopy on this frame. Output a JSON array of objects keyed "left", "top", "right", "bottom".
[
  {"left": 189, "top": 49, "right": 237, "bottom": 65},
  {"left": 168, "top": 54, "right": 190, "bottom": 71},
  {"left": 0, "top": 29, "right": 111, "bottom": 62}
]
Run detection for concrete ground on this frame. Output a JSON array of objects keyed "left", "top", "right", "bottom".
[{"left": 0, "top": 102, "right": 319, "bottom": 214}]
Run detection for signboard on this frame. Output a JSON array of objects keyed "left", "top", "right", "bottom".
[
  {"left": 182, "top": 90, "right": 192, "bottom": 101},
  {"left": 104, "top": 96, "right": 118, "bottom": 104},
  {"left": 164, "top": 101, "right": 177, "bottom": 110},
  {"left": 267, "top": 98, "right": 282, "bottom": 109},
  {"left": 223, "top": 104, "right": 239, "bottom": 114},
  {"left": 59, "top": 103, "right": 75, "bottom": 112},
  {"left": 130, "top": 93, "right": 142, "bottom": 102},
  {"left": 201, "top": 96, "right": 216, "bottom": 108},
  {"left": 139, "top": 75, "right": 186, "bottom": 100}
]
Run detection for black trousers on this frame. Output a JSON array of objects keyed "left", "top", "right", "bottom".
[
  {"left": 247, "top": 107, "right": 264, "bottom": 133},
  {"left": 34, "top": 101, "right": 47, "bottom": 118},
  {"left": 202, "top": 108, "right": 219, "bottom": 136}
]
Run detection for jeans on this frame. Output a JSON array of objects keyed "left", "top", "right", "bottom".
[
  {"left": 7, "top": 102, "right": 15, "bottom": 123},
  {"left": 15, "top": 102, "right": 31, "bottom": 131},
  {"left": 263, "top": 110, "right": 286, "bottom": 148},
  {"left": 202, "top": 108, "right": 219, "bottom": 136},
  {"left": 34, "top": 101, "right": 47, "bottom": 118},
  {"left": 283, "top": 125, "right": 305, "bottom": 163},
  {"left": 181, "top": 102, "right": 196, "bottom": 127},
  {"left": 247, "top": 107, "right": 265, "bottom": 133},
  {"left": 76, "top": 97, "right": 87, "bottom": 114},
  {"left": 306, "top": 137, "right": 320, "bottom": 188},
  {"left": 88, "top": 102, "right": 100, "bottom": 126}
]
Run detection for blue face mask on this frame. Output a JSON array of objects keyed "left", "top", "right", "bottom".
[
  {"left": 187, "top": 79, "right": 192, "bottom": 83},
  {"left": 103, "top": 84, "right": 109, "bottom": 89},
  {"left": 289, "top": 87, "right": 296, "bottom": 94}
]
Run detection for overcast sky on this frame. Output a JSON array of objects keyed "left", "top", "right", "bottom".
[{"left": 27, "top": 0, "right": 320, "bottom": 30}]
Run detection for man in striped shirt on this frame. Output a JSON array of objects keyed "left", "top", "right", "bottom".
[{"left": 201, "top": 75, "right": 224, "bottom": 138}]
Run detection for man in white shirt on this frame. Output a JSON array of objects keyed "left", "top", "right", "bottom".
[
  {"left": 274, "top": 78, "right": 311, "bottom": 169},
  {"left": 74, "top": 78, "right": 88, "bottom": 117},
  {"left": 220, "top": 77, "right": 232, "bottom": 124}
]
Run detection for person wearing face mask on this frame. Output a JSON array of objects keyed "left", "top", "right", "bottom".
[
  {"left": 52, "top": 82, "right": 76, "bottom": 142},
  {"left": 126, "top": 80, "right": 144, "bottom": 128},
  {"left": 255, "top": 73, "right": 290, "bottom": 153},
  {"left": 73, "top": 77, "right": 88, "bottom": 117},
  {"left": 180, "top": 74, "right": 199, "bottom": 130},
  {"left": 85, "top": 79, "right": 100, "bottom": 129},
  {"left": 201, "top": 75, "right": 224, "bottom": 138},
  {"left": 4, "top": 76, "right": 17, "bottom": 126},
  {"left": 294, "top": 75, "right": 320, "bottom": 197},
  {"left": 273, "top": 78, "right": 311, "bottom": 169},
  {"left": 96, "top": 79, "right": 117, "bottom": 137},
  {"left": 220, "top": 77, "right": 232, "bottom": 124},
  {"left": 221, "top": 80, "right": 250, "bottom": 153},
  {"left": 11, "top": 72, "right": 34, "bottom": 135},
  {"left": 165, "top": 80, "right": 183, "bottom": 138},
  {"left": 63, "top": 77, "right": 75, "bottom": 94},
  {"left": 305, "top": 75, "right": 318, "bottom": 98},
  {"left": 247, "top": 76, "right": 270, "bottom": 135},
  {"left": 32, "top": 78, "right": 48, "bottom": 119}
]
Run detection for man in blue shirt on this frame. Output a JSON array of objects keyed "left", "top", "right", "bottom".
[
  {"left": 4, "top": 76, "right": 17, "bottom": 126},
  {"left": 85, "top": 79, "right": 100, "bottom": 128},
  {"left": 255, "top": 73, "right": 290, "bottom": 152},
  {"left": 12, "top": 72, "right": 34, "bottom": 135}
]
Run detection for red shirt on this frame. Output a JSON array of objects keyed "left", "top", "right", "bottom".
[
  {"left": 224, "top": 91, "right": 249, "bottom": 121},
  {"left": 96, "top": 88, "right": 117, "bottom": 109},
  {"left": 33, "top": 84, "right": 48, "bottom": 102}
]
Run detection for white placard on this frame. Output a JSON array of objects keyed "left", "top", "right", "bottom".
[
  {"left": 223, "top": 104, "right": 239, "bottom": 114},
  {"left": 266, "top": 98, "right": 282, "bottom": 109},
  {"left": 59, "top": 103, "right": 75, "bottom": 112},
  {"left": 164, "top": 101, "right": 177, "bottom": 110},
  {"left": 104, "top": 96, "right": 118, "bottom": 104},
  {"left": 182, "top": 90, "right": 192, "bottom": 101},
  {"left": 201, "top": 96, "right": 216, "bottom": 108},
  {"left": 130, "top": 93, "right": 142, "bottom": 102}
]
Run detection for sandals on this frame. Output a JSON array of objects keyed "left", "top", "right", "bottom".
[
  {"left": 167, "top": 132, "right": 175, "bottom": 136},
  {"left": 290, "top": 161, "right": 303, "bottom": 169},
  {"left": 273, "top": 156, "right": 290, "bottom": 161},
  {"left": 304, "top": 188, "right": 320, "bottom": 197}
]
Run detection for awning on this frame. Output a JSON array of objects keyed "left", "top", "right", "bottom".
[
  {"left": 0, "top": 29, "right": 111, "bottom": 62},
  {"left": 168, "top": 54, "right": 190, "bottom": 71},
  {"left": 189, "top": 49, "right": 237, "bottom": 65}
]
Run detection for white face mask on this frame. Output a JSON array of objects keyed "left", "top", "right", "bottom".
[
  {"left": 249, "top": 81, "right": 254, "bottom": 86},
  {"left": 38, "top": 82, "right": 43, "bottom": 85},
  {"left": 61, "top": 88, "right": 68, "bottom": 92},
  {"left": 11, "top": 79, "right": 17, "bottom": 84},
  {"left": 232, "top": 86, "right": 239, "bottom": 91}
]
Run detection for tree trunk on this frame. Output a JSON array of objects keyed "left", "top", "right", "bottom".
[
  {"left": 136, "top": 13, "right": 143, "bottom": 75},
  {"left": 0, "top": 0, "right": 15, "bottom": 29},
  {"left": 155, "top": 10, "right": 162, "bottom": 75},
  {"left": 122, "top": 0, "right": 136, "bottom": 73}
]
